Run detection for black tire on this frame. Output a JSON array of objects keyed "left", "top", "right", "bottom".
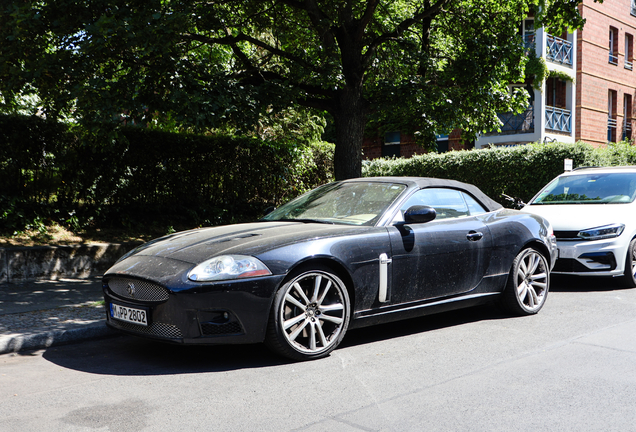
[
  {"left": 265, "top": 266, "right": 351, "bottom": 361},
  {"left": 500, "top": 247, "right": 550, "bottom": 316},
  {"left": 621, "top": 238, "right": 636, "bottom": 288}
]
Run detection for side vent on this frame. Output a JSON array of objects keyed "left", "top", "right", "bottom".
[{"left": 379, "top": 253, "right": 392, "bottom": 303}]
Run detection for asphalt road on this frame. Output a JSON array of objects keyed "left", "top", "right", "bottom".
[{"left": 1, "top": 276, "right": 635, "bottom": 432}]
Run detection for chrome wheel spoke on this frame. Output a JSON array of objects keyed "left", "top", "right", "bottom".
[
  {"left": 517, "top": 281, "right": 528, "bottom": 300},
  {"left": 317, "top": 280, "right": 332, "bottom": 305},
  {"left": 320, "top": 303, "right": 344, "bottom": 313},
  {"left": 527, "top": 285, "right": 538, "bottom": 307},
  {"left": 309, "top": 322, "right": 317, "bottom": 350},
  {"left": 289, "top": 319, "right": 309, "bottom": 341},
  {"left": 285, "top": 293, "right": 306, "bottom": 310},
  {"left": 283, "top": 312, "right": 306, "bottom": 330},
  {"left": 293, "top": 282, "right": 311, "bottom": 305},
  {"left": 319, "top": 314, "right": 343, "bottom": 325},
  {"left": 311, "top": 275, "right": 322, "bottom": 303}
]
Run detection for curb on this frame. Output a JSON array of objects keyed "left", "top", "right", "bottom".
[{"left": 0, "top": 321, "right": 119, "bottom": 355}]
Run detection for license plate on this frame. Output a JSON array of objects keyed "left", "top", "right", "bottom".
[{"left": 110, "top": 303, "right": 148, "bottom": 326}]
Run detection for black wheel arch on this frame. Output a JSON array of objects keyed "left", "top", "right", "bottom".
[{"left": 282, "top": 257, "right": 356, "bottom": 310}]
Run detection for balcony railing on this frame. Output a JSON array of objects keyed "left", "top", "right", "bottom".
[
  {"left": 545, "top": 106, "right": 572, "bottom": 133},
  {"left": 626, "top": 59, "right": 633, "bottom": 70},
  {"left": 608, "top": 117, "right": 617, "bottom": 141},
  {"left": 622, "top": 121, "right": 632, "bottom": 140},
  {"left": 609, "top": 53, "right": 619, "bottom": 65},
  {"left": 546, "top": 34, "right": 573, "bottom": 66},
  {"left": 484, "top": 107, "right": 534, "bottom": 136}
]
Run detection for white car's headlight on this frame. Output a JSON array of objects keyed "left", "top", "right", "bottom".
[
  {"left": 577, "top": 223, "right": 625, "bottom": 240},
  {"left": 188, "top": 255, "right": 272, "bottom": 281}
]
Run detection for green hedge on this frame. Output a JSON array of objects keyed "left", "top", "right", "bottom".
[
  {"left": 362, "top": 141, "right": 636, "bottom": 205},
  {"left": 0, "top": 115, "right": 334, "bottom": 233}
]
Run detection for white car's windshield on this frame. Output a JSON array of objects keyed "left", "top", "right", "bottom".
[
  {"left": 530, "top": 172, "right": 636, "bottom": 205},
  {"left": 262, "top": 181, "right": 407, "bottom": 225}
]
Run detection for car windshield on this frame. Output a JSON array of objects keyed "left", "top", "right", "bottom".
[
  {"left": 530, "top": 172, "right": 636, "bottom": 205},
  {"left": 262, "top": 181, "right": 407, "bottom": 225}
]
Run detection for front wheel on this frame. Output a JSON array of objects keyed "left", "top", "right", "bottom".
[
  {"left": 621, "top": 238, "right": 636, "bottom": 288},
  {"left": 265, "top": 267, "right": 351, "bottom": 361},
  {"left": 501, "top": 248, "right": 550, "bottom": 315}
]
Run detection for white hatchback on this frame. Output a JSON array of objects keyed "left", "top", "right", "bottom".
[{"left": 523, "top": 166, "right": 636, "bottom": 287}]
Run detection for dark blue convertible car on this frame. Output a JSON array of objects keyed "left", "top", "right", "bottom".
[{"left": 103, "top": 177, "right": 557, "bottom": 361}]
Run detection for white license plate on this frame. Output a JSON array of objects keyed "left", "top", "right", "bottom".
[{"left": 110, "top": 303, "right": 148, "bottom": 326}]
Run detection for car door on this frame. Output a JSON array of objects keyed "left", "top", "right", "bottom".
[{"left": 387, "top": 188, "right": 493, "bottom": 303}]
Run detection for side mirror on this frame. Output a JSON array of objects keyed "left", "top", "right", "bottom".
[{"left": 404, "top": 205, "right": 436, "bottom": 224}]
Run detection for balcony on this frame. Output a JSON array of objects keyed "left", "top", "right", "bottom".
[
  {"left": 484, "top": 107, "right": 534, "bottom": 136},
  {"left": 546, "top": 34, "right": 573, "bottom": 66},
  {"left": 626, "top": 59, "right": 633, "bottom": 70},
  {"left": 545, "top": 106, "right": 571, "bottom": 133}
]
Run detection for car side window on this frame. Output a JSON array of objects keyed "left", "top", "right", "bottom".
[
  {"left": 462, "top": 192, "right": 487, "bottom": 215},
  {"left": 393, "top": 188, "right": 474, "bottom": 223}
]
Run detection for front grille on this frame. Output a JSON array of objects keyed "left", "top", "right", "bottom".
[
  {"left": 108, "top": 278, "right": 169, "bottom": 302},
  {"left": 554, "top": 230, "right": 580, "bottom": 240},
  {"left": 201, "top": 321, "right": 243, "bottom": 336},
  {"left": 111, "top": 320, "right": 183, "bottom": 339}
]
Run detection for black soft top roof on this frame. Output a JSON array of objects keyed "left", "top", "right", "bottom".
[{"left": 346, "top": 176, "right": 503, "bottom": 212}]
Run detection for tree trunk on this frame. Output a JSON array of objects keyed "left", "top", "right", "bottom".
[{"left": 333, "top": 86, "right": 367, "bottom": 180}]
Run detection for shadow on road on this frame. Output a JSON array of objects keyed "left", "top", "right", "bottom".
[
  {"left": 550, "top": 274, "right": 628, "bottom": 292},
  {"left": 41, "top": 303, "right": 506, "bottom": 375},
  {"left": 41, "top": 274, "right": 631, "bottom": 375}
]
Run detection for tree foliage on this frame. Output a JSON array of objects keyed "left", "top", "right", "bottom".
[{"left": 1, "top": 0, "right": 596, "bottom": 179}]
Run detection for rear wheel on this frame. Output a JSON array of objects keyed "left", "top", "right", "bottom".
[
  {"left": 501, "top": 248, "right": 549, "bottom": 315},
  {"left": 621, "top": 238, "right": 636, "bottom": 288},
  {"left": 265, "top": 267, "right": 351, "bottom": 361}
]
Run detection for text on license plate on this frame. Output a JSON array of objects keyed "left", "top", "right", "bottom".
[{"left": 110, "top": 303, "right": 148, "bottom": 326}]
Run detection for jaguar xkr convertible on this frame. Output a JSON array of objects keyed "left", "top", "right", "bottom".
[{"left": 103, "top": 177, "right": 557, "bottom": 361}]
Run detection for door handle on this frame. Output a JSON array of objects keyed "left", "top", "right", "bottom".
[{"left": 466, "top": 231, "right": 484, "bottom": 241}]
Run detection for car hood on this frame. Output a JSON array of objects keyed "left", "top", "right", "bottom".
[
  {"left": 118, "top": 221, "right": 369, "bottom": 265},
  {"left": 522, "top": 203, "right": 634, "bottom": 231}
]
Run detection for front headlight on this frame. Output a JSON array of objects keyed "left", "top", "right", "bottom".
[
  {"left": 577, "top": 223, "right": 625, "bottom": 240},
  {"left": 188, "top": 255, "right": 272, "bottom": 281}
]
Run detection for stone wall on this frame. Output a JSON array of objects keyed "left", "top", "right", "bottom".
[{"left": 0, "top": 243, "right": 140, "bottom": 284}]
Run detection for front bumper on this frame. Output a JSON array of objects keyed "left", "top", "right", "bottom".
[
  {"left": 553, "top": 238, "right": 628, "bottom": 277},
  {"left": 103, "top": 273, "right": 285, "bottom": 345}
]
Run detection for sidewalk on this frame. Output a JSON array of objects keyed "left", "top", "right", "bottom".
[{"left": 0, "top": 277, "right": 118, "bottom": 354}]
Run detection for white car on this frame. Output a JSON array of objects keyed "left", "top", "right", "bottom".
[{"left": 523, "top": 166, "right": 636, "bottom": 287}]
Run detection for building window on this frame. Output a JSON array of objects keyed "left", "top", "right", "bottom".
[
  {"left": 626, "top": 34, "right": 634, "bottom": 70},
  {"left": 522, "top": 19, "right": 535, "bottom": 50},
  {"left": 608, "top": 90, "right": 618, "bottom": 142},
  {"left": 609, "top": 27, "right": 619, "bottom": 64},
  {"left": 546, "top": 78, "right": 566, "bottom": 108},
  {"left": 632, "top": 0, "right": 636, "bottom": 17},
  {"left": 624, "top": 94, "right": 633, "bottom": 140},
  {"left": 382, "top": 131, "right": 400, "bottom": 157}
]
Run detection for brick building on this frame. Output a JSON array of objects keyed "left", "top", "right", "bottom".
[
  {"left": 576, "top": 0, "right": 636, "bottom": 144},
  {"left": 476, "top": 0, "right": 636, "bottom": 149}
]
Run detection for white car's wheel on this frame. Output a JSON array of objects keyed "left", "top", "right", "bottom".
[
  {"left": 501, "top": 248, "right": 549, "bottom": 315},
  {"left": 265, "top": 267, "right": 351, "bottom": 361}
]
